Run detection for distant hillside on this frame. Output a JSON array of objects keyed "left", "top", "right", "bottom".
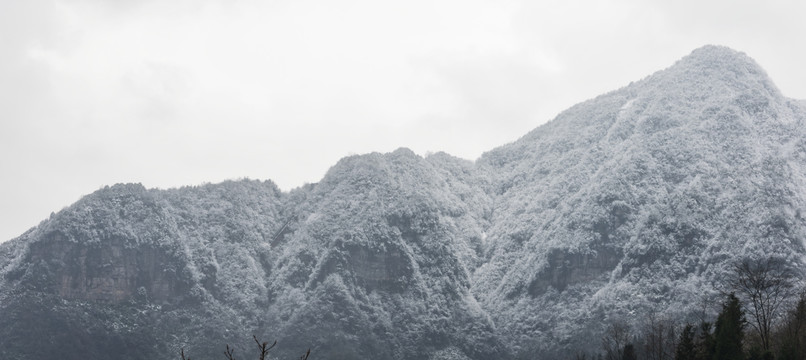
[
  {"left": 2, "top": 46, "right": 806, "bottom": 360},
  {"left": 474, "top": 45, "right": 806, "bottom": 356}
]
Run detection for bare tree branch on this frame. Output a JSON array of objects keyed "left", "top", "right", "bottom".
[
  {"left": 730, "top": 257, "right": 795, "bottom": 351},
  {"left": 602, "top": 320, "right": 630, "bottom": 360},
  {"left": 253, "top": 335, "right": 277, "bottom": 360},
  {"left": 224, "top": 344, "right": 236, "bottom": 360}
]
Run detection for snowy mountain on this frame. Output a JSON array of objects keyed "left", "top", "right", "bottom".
[
  {"left": 2, "top": 45, "right": 805, "bottom": 359},
  {"left": 475, "top": 45, "right": 806, "bottom": 356}
]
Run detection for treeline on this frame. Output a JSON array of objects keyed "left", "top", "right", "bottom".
[
  {"left": 181, "top": 336, "right": 310, "bottom": 360},
  {"left": 579, "top": 258, "right": 806, "bottom": 360}
]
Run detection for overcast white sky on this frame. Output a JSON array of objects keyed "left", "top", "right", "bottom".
[{"left": 1, "top": 0, "right": 805, "bottom": 242}]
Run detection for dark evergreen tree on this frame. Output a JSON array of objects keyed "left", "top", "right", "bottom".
[
  {"left": 622, "top": 343, "right": 637, "bottom": 360},
  {"left": 713, "top": 293, "right": 745, "bottom": 360},
  {"left": 779, "top": 293, "right": 806, "bottom": 360},
  {"left": 696, "top": 321, "right": 715, "bottom": 360},
  {"left": 676, "top": 324, "right": 697, "bottom": 360}
]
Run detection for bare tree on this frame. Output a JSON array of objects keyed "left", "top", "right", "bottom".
[
  {"left": 602, "top": 321, "right": 631, "bottom": 360},
  {"left": 180, "top": 336, "right": 310, "bottom": 360},
  {"left": 298, "top": 348, "right": 311, "bottom": 360},
  {"left": 225, "top": 344, "right": 236, "bottom": 360},
  {"left": 641, "top": 313, "right": 676, "bottom": 360},
  {"left": 730, "top": 258, "right": 795, "bottom": 351},
  {"left": 253, "top": 335, "right": 277, "bottom": 360}
]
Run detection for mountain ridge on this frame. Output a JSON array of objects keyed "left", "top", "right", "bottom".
[
  {"left": 472, "top": 44, "right": 806, "bottom": 356},
  {"left": 2, "top": 45, "right": 806, "bottom": 359}
]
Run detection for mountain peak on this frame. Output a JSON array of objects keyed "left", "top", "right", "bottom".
[
  {"left": 687, "top": 44, "right": 747, "bottom": 61},
  {"left": 657, "top": 44, "right": 778, "bottom": 96},
  {"left": 679, "top": 45, "right": 757, "bottom": 71},
  {"left": 4, "top": 45, "right": 805, "bottom": 360}
]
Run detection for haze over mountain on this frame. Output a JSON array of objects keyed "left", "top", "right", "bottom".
[{"left": 2, "top": 45, "right": 805, "bottom": 359}]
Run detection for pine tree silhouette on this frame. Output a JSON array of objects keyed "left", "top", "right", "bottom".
[
  {"left": 713, "top": 293, "right": 745, "bottom": 360},
  {"left": 675, "top": 324, "right": 696, "bottom": 360}
]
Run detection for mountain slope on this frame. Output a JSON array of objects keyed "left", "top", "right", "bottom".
[
  {"left": 262, "top": 149, "right": 505, "bottom": 359},
  {"left": 0, "top": 151, "right": 506, "bottom": 360},
  {"left": 474, "top": 45, "right": 806, "bottom": 355},
  {"left": 0, "top": 181, "right": 285, "bottom": 359},
  {"left": 2, "top": 45, "right": 806, "bottom": 359}
]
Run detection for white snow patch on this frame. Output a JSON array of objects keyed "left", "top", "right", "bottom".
[{"left": 620, "top": 98, "right": 637, "bottom": 110}]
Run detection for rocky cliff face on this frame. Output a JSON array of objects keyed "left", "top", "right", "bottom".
[
  {"left": 29, "top": 232, "right": 185, "bottom": 302},
  {"left": 2, "top": 46, "right": 806, "bottom": 360}
]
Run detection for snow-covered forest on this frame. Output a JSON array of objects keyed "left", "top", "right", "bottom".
[{"left": 2, "top": 46, "right": 806, "bottom": 360}]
